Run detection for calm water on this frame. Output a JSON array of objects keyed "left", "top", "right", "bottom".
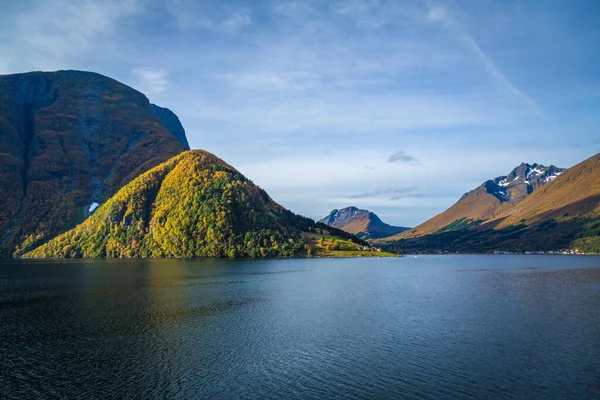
[{"left": 1, "top": 255, "right": 599, "bottom": 399}]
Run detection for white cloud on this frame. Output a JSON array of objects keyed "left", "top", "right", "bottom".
[
  {"left": 222, "top": 11, "right": 252, "bottom": 30},
  {"left": 426, "top": 5, "right": 452, "bottom": 26},
  {"left": 165, "top": 0, "right": 252, "bottom": 32},
  {"left": 132, "top": 68, "right": 168, "bottom": 94},
  {"left": 5, "top": 0, "right": 141, "bottom": 71}
]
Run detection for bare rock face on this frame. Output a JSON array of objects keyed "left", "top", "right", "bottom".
[
  {"left": 151, "top": 104, "right": 189, "bottom": 148},
  {"left": 0, "top": 70, "right": 189, "bottom": 257}
]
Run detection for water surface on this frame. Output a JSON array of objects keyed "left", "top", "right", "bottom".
[{"left": 1, "top": 255, "right": 599, "bottom": 399}]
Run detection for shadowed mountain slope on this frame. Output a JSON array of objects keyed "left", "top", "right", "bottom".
[{"left": 0, "top": 70, "right": 189, "bottom": 256}]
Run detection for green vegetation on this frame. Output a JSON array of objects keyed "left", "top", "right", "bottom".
[
  {"left": 571, "top": 236, "right": 600, "bottom": 254},
  {"left": 25, "top": 151, "right": 311, "bottom": 259},
  {"left": 303, "top": 233, "right": 398, "bottom": 258},
  {"left": 434, "top": 217, "right": 483, "bottom": 234}
]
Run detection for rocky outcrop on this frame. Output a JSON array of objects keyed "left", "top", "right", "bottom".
[{"left": 151, "top": 104, "right": 189, "bottom": 148}]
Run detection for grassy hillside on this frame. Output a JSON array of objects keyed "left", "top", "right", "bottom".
[
  {"left": 382, "top": 153, "right": 600, "bottom": 253},
  {"left": 24, "top": 151, "right": 311, "bottom": 258},
  {"left": 303, "top": 233, "right": 398, "bottom": 257},
  {"left": 390, "top": 164, "right": 562, "bottom": 242}
]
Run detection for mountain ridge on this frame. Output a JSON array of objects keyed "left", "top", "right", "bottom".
[
  {"left": 391, "top": 162, "right": 564, "bottom": 241},
  {"left": 381, "top": 154, "right": 599, "bottom": 253},
  {"left": 319, "top": 206, "right": 408, "bottom": 239}
]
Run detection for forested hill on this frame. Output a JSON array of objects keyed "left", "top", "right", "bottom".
[{"left": 24, "top": 150, "right": 316, "bottom": 258}]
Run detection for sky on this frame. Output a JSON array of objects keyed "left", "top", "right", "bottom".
[{"left": 1, "top": 0, "right": 599, "bottom": 226}]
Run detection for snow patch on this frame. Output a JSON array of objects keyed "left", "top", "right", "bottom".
[
  {"left": 527, "top": 167, "right": 545, "bottom": 179},
  {"left": 89, "top": 202, "right": 100, "bottom": 213},
  {"left": 543, "top": 171, "right": 563, "bottom": 183}
]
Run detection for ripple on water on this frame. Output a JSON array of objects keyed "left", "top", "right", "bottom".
[{"left": 0, "top": 256, "right": 599, "bottom": 399}]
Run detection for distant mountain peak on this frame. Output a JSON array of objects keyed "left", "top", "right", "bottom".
[
  {"left": 382, "top": 152, "right": 600, "bottom": 254},
  {"left": 488, "top": 163, "right": 564, "bottom": 202},
  {"left": 319, "top": 206, "right": 408, "bottom": 239},
  {"left": 391, "top": 161, "right": 565, "bottom": 241}
]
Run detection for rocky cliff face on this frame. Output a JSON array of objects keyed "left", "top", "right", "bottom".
[
  {"left": 481, "top": 163, "right": 564, "bottom": 203},
  {"left": 150, "top": 104, "right": 189, "bottom": 148},
  {"left": 0, "top": 70, "right": 189, "bottom": 257},
  {"left": 319, "top": 206, "right": 408, "bottom": 239}
]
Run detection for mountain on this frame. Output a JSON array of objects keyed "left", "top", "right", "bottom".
[
  {"left": 381, "top": 154, "right": 600, "bottom": 253},
  {"left": 392, "top": 163, "right": 564, "bottom": 240},
  {"left": 24, "top": 150, "right": 313, "bottom": 258},
  {"left": 490, "top": 153, "right": 600, "bottom": 252},
  {"left": 0, "top": 70, "right": 189, "bottom": 257},
  {"left": 319, "top": 206, "right": 409, "bottom": 239}
]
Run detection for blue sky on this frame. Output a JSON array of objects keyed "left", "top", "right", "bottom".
[{"left": 1, "top": 0, "right": 599, "bottom": 226}]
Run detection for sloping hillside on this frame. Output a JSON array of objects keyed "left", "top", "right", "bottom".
[
  {"left": 381, "top": 155, "right": 599, "bottom": 253},
  {"left": 389, "top": 163, "right": 563, "bottom": 241},
  {"left": 24, "top": 151, "right": 312, "bottom": 258}
]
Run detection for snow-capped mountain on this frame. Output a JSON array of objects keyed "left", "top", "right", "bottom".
[
  {"left": 381, "top": 153, "right": 600, "bottom": 254},
  {"left": 389, "top": 162, "right": 564, "bottom": 239},
  {"left": 475, "top": 163, "right": 564, "bottom": 202}
]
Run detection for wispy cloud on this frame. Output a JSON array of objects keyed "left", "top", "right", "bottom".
[
  {"left": 165, "top": 1, "right": 252, "bottom": 32},
  {"left": 425, "top": 3, "right": 544, "bottom": 116},
  {"left": 461, "top": 34, "right": 545, "bottom": 117},
  {"left": 5, "top": 0, "right": 141, "bottom": 71},
  {"left": 388, "top": 150, "right": 419, "bottom": 164},
  {"left": 350, "top": 186, "right": 422, "bottom": 201},
  {"left": 132, "top": 68, "right": 168, "bottom": 94}
]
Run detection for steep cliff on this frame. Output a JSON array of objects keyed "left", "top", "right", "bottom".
[{"left": 0, "top": 70, "right": 189, "bottom": 256}]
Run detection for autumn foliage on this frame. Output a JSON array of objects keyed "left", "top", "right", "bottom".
[{"left": 25, "top": 151, "right": 310, "bottom": 258}]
